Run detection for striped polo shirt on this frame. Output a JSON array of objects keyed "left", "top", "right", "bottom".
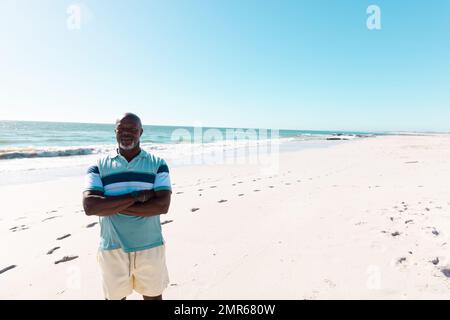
[{"left": 84, "top": 149, "right": 172, "bottom": 253}]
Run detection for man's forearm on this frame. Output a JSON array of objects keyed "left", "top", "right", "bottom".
[
  {"left": 84, "top": 194, "right": 136, "bottom": 216},
  {"left": 121, "top": 197, "right": 170, "bottom": 217}
]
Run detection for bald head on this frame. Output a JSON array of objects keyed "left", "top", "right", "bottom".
[{"left": 116, "top": 113, "right": 142, "bottom": 128}]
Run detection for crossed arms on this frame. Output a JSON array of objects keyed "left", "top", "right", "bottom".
[{"left": 82, "top": 189, "right": 171, "bottom": 217}]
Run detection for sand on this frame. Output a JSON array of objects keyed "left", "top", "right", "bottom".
[{"left": 1, "top": 134, "right": 450, "bottom": 299}]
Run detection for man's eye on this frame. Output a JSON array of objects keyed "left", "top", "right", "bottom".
[{"left": 117, "top": 128, "right": 137, "bottom": 133}]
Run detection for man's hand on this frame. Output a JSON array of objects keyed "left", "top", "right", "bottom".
[
  {"left": 133, "top": 190, "right": 155, "bottom": 203},
  {"left": 121, "top": 190, "right": 171, "bottom": 217}
]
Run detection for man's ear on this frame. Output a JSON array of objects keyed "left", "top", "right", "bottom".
[{"left": 140, "top": 128, "right": 143, "bottom": 136}]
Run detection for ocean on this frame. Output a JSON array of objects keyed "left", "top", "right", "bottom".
[{"left": 0, "top": 120, "right": 378, "bottom": 185}]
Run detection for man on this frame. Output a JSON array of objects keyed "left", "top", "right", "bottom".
[{"left": 83, "top": 113, "right": 172, "bottom": 300}]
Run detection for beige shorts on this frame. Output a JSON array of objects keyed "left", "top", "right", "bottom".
[{"left": 97, "top": 245, "right": 169, "bottom": 300}]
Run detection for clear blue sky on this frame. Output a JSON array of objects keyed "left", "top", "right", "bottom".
[{"left": 1, "top": 0, "right": 449, "bottom": 132}]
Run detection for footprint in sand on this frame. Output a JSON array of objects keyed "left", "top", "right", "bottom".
[
  {"left": 431, "top": 257, "right": 439, "bottom": 265},
  {"left": 161, "top": 220, "right": 173, "bottom": 225},
  {"left": 86, "top": 222, "right": 98, "bottom": 228},
  {"left": 210, "top": 186, "right": 217, "bottom": 189},
  {"left": 237, "top": 181, "right": 243, "bottom": 184},
  {"left": 218, "top": 200, "right": 228, "bottom": 203},
  {"left": 57, "top": 234, "right": 71, "bottom": 241},
  {"left": 268, "top": 186, "right": 274, "bottom": 188},
  {"left": 285, "top": 183, "right": 291, "bottom": 186},
  {"left": 191, "top": 208, "right": 200, "bottom": 212},
  {"left": 238, "top": 194, "right": 244, "bottom": 197},
  {"left": 47, "top": 247, "right": 61, "bottom": 255},
  {"left": 176, "top": 192, "right": 184, "bottom": 194},
  {"left": 397, "top": 257, "right": 407, "bottom": 264},
  {"left": 54, "top": 256, "right": 78, "bottom": 265},
  {"left": 391, "top": 231, "right": 401, "bottom": 237},
  {"left": 42, "top": 216, "right": 62, "bottom": 222},
  {"left": 253, "top": 189, "right": 261, "bottom": 192},
  {"left": 0, "top": 265, "right": 17, "bottom": 275},
  {"left": 11, "top": 225, "right": 29, "bottom": 232},
  {"left": 441, "top": 269, "right": 450, "bottom": 278},
  {"left": 198, "top": 189, "right": 203, "bottom": 191}
]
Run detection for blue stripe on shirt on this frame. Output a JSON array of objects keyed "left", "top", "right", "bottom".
[{"left": 101, "top": 172, "right": 156, "bottom": 186}]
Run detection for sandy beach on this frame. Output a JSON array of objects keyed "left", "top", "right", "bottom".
[{"left": 1, "top": 134, "right": 450, "bottom": 299}]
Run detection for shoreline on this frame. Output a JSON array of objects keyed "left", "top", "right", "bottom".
[{"left": 0, "top": 137, "right": 354, "bottom": 187}]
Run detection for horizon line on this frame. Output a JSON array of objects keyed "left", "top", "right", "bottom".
[{"left": 0, "top": 118, "right": 449, "bottom": 135}]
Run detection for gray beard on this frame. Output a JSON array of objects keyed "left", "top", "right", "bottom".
[{"left": 119, "top": 141, "right": 138, "bottom": 150}]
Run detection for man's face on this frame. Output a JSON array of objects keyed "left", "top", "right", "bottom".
[{"left": 115, "top": 118, "right": 143, "bottom": 150}]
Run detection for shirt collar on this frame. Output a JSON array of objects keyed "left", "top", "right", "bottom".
[{"left": 109, "top": 148, "right": 147, "bottom": 159}]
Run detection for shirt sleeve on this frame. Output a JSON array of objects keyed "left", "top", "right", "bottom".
[
  {"left": 153, "top": 160, "right": 172, "bottom": 192},
  {"left": 83, "top": 163, "right": 104, "bottom": 193}
]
